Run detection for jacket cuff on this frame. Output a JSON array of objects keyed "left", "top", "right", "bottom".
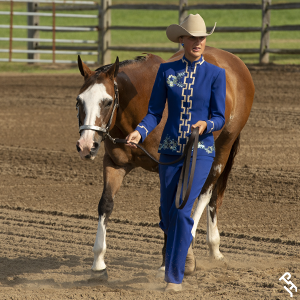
[
  {"left": 136, "top": 125, "right": 149, "bottom": 143},
  {"left": 205, "top": 120, "right": 215, "bottom": 134}
]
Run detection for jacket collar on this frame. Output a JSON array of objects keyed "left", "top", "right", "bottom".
[{"left": 182, "top": 55, "right": 205, "bottom": 67}]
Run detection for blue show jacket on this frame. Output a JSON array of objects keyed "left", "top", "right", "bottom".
[{"left": 136, "top": 55, "right": 226, "bottom": 157}]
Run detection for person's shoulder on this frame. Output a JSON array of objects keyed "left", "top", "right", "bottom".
[
  {"left": 203, "top": 61, "right": 225, "bottom": 80},
  {"left": 204, "top": 60, "right": 225, "bottom": 74},
  {"left": 160, "top": 59, "right": 183, "bottom": 69},
  {"left": 157, "top": 59, "right": 183, "bottom": 75}
]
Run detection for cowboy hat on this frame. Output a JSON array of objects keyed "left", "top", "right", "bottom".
[{"left": 166, "top": 14, "right": 216, "bottom": 43}]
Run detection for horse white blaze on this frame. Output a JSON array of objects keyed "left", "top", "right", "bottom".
[
  {"left": 92, "top": 214, "right": 107, "bottom": 271},
  {"left": 207, "top": 206, "right": 224, "bottom": 260},
  {"left": 77, "top": 83, "right": 113, "bottom": 157},
  {"left": 191, "top": 185, "right": 213, "bottom": 238}
]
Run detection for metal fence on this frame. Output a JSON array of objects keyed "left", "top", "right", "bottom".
[
  {"left": 0, "top": 0, "right": 101, "bottom": 64},
  {"left": 0, "top": 0, "right": 300, "bottom": 65},
  {"left": 103, "top": 0, "right": 300, "bottom": 65}
]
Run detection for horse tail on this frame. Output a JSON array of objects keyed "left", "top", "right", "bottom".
[{"left": 216, "top": 134, "right": 240, "bottom": 210}]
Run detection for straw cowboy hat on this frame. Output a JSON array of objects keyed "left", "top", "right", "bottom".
[{"left": 166, "top": 14, "right": 216, "bottom": 43}]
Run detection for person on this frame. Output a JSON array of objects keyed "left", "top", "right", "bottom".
[{"left": 126, "top": 14, "right": 226, "bottom": 292}]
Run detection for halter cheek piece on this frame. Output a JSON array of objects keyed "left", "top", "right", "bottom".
[{"left": 76, "top": 81, "right": 119, "bottom": 142}]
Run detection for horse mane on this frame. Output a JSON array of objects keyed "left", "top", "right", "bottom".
[
  {"left": 80, "top": 55, "right": 148, "bottom": 92},
  {"left": 95, "top": 55, "right": 147, "bottom": 75}
]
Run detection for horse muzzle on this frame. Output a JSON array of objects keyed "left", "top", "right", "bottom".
[{"left": 76, "top": 135, "right": 102, "bottom": 160}]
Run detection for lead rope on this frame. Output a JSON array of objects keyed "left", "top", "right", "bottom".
[{"left": 107, "top": 127, "right": 199, "bottom": 210}]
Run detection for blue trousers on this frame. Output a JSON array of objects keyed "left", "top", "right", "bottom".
[{"left": 159, "top": 154, "right": 214, "bottom": 284}]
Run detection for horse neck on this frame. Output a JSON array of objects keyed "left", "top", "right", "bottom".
[{"left": 115, "top": 60, "right": 161, "bottom": 134}]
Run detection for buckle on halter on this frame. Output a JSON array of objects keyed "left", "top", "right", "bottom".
[{"left": 105, "top": 133, "right": 116, "bottom": 144}]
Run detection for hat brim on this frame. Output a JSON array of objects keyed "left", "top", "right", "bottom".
[{"left": 166, "top": 22, "right": 216, "bottom": 43}]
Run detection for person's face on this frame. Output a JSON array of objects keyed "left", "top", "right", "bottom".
[{"left": 179, "top": 36, "right": 206, "bottom": 62}]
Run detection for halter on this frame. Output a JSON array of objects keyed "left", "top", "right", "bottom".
[
  {"left": 76, "top": 80, "right": 200, "bottom": 210},
  {"left": 76, "top": 81, "right": 119, "bottom": 139}
]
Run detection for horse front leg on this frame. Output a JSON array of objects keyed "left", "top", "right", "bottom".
[{"left": 92, "top": 153, "right": 131, "bottom": 273}]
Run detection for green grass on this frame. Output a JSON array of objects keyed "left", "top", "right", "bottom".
[{"left": 1, "top": 0, "right": 300, "bottom": 73}]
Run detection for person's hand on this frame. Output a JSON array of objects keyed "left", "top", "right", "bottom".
[
  {"left": 126, "top": 130, "right": 141, "bottom": 148},
  {"left": 191, "top": 120, "right": 207, "bottom": 135}
]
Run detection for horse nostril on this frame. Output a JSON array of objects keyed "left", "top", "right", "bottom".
[
  {"left": 76, "top": 145, "right": 81, "bottom": 152},
  {"left": 92, "top": 142, "right": 99, "bottom": 149}
]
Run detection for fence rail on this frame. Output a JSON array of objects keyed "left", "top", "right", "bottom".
[
  {"left": 0, "top": 11, "right": 98, "bottom": 17},
  {"left": 0, "top": 24, "right": 99, "bottom": 31},
  {"left": 101, "top": 0, "right": 300, "bottom": 64},
  {"left": 0, "top": 0, "right": 97, "bottom": 4},
  {"left": 0, "top": 0, "right": 299, "bottom": 65},
  {"left": 0, "top": 0, "right": 101, "bottom": 63}
]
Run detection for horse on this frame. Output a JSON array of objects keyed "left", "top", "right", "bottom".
[{"left": 75, "top": 46, "right": 255, "bottom": 277}]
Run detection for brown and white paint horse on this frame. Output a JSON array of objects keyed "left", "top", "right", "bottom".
[{"left": 76, "top": 47, "right": 255, "bottom": 276}]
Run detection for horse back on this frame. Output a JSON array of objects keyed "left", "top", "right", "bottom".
[{"left": 168, "top": 47, "right": 255, "bottom": 139}]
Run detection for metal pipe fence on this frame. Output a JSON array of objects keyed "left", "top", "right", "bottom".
[
  {"left": 0, "top": 0, "right": 100, "bottom": 64},
  {"left": 102, "top": 0, "right": 300, "bottom": 64},
  {"left": 0, "top": 0, "right": 300, "bottom": 65}
]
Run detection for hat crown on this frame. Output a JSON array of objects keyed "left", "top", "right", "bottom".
[
  {"left": 166, "top": 13, "right": 216, "bottom": 43},
  {"left": 180, "top": 14, "right": 207, "bottom": 34}
]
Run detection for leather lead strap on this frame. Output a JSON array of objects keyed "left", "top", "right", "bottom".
[
  {"left": 111, "top": 127, "right": 200, "bottom": 210},
  {"left": 175, "top": 129, "right": 199, "bottom": 209}
]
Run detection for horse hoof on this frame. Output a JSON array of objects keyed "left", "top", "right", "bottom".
[
  {"left": 184, "top": 259, "right": 196, "bottom": 276},
  {"left": 89, "top": 268, "right": 108, "bottom": 281},
  {"left": 210, "top": 251, "right": 224, "bottom": 261},
  {"left": 184, "top": 245, "right": 196, "bottom": 276}
]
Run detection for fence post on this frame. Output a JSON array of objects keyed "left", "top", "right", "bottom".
[
  {"left": 27, "top": 2, "right": 39, "bottom": 63},
  {"left": 260, "top": 0, "right": 271, "bottom": 64},
  {"left": 52, "top": 2, "right": 56, "bottom": 64},
  {"left": 101, "top": 0, "right": 111, "bottom": 65},
  {"left": 97, "top": 1, "right": 102, "bottom": 64},
  {"left": 9, "top": 0, "right": 14, "bottom": 62},
  {"left": 179, "top": 0, "right": 188, "bottom": 49}
]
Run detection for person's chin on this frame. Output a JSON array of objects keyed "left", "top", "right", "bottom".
[{"left": 191, "top": 51, "right": 201, "bottom": 58}]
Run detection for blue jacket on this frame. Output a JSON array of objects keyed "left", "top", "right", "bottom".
[{"left": 136, "top": 55, "right": 226, "bottom": 157}]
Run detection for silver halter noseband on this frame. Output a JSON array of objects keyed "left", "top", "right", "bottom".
[{"left": 76, "top": 81, "right": 119, "bottom": 141}]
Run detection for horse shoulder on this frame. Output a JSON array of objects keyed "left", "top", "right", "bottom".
[{"left": 106, "top": 54, "right": 166, "bottom": 170}]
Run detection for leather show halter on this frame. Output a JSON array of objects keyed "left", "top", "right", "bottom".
[
  {"left": 76, "top": 81, "right": 200, "bottom": 210},
  {"left": 76, "top": 81, "right": 119, "bottom": 135}
]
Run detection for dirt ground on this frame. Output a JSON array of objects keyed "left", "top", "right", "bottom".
[{"left": 0, "top": 64, "right": 299, "bottom": 300}]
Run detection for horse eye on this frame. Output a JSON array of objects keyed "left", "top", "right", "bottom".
[{"left": 105, "top": 99, "right": 113, "bottom": 107}]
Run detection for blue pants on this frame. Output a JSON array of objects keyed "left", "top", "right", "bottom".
[{"left": 159, "top": 154, "right": 214, "bottom": 284}]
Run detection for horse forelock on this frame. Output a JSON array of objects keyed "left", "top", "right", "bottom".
[{"left": 79, "top": 72, "right": 99, "bottom": 94}]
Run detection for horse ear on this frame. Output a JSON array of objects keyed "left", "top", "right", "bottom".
[
  {"left": 78, "top": 55, "right": 92, "bottom": 79},
  {"left": 106, "top": 56, "right": 119, "bottom": 80}
]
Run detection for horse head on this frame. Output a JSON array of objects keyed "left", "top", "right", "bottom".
[{"left": 76, "top": 55, "right": 119, "bottom": 160}]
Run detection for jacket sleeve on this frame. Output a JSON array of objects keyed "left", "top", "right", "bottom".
[
  {"left": 135, "top": 64, "right": 167, "bottom": 142},
  {"left": 204, "top": 68, "right": 226, "bottom": 134}
]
